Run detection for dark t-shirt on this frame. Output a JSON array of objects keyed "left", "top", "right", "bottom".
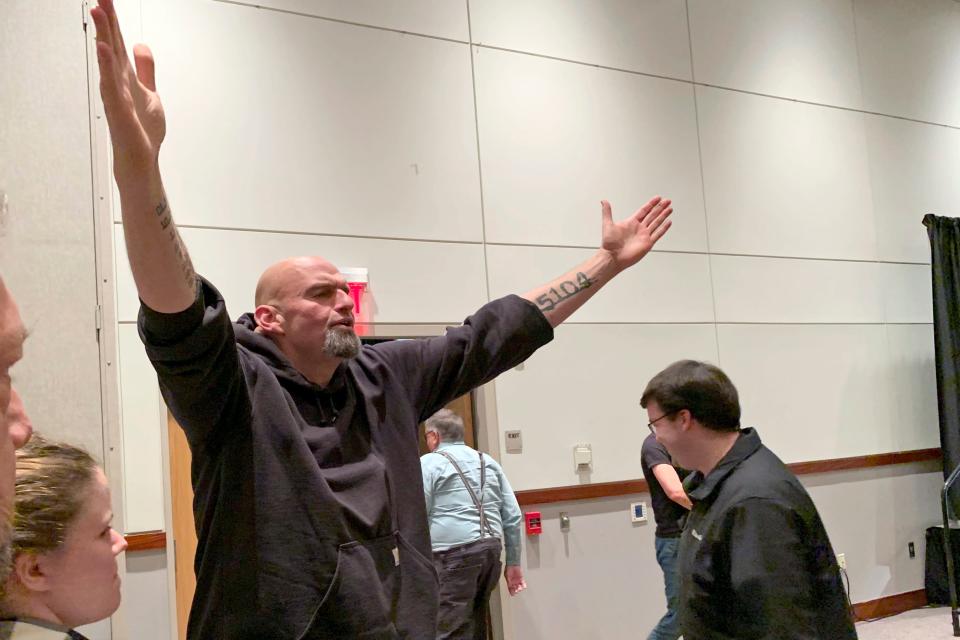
[{"left": 641, "top": 433, "right": 690, "bottom": 538}]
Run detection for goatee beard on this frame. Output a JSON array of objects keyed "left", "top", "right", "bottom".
[{"left": 323, "top": 327, "right": 361, "bottom": 359}]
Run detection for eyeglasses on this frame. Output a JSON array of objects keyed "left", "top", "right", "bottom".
[{"left": 647, "top": 410, "right": 678, "bottom": 435}]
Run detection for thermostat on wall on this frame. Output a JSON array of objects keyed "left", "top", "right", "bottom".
[{"left": 630, "top": 501, "right": 647, "bottom": 523}]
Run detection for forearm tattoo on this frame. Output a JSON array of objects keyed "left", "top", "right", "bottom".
[
  {"left": 155, "top": 198, "right": 197, "bottom": 289},
  {"left": 534, "top": 272, "right": 596, "bottom": 313}
]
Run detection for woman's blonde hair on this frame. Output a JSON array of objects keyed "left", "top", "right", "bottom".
[{"left": 11, "top": 435, "right": 98, "bottom": 557}]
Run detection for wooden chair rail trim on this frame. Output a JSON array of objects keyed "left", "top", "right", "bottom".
[
  {"left": 515, "top": 447, "right": 942, "bottom": 506},
  {"left": 122, "top": 448, "right": 941, "bottom": 549},
  {"left": 125, "top": 530, "right": 166, "bottom": 552}
]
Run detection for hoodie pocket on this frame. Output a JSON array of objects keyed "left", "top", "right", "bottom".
[
  {"left": 394, "top": 532, "right": 440, "bottom": 639},
  {"left": 298, "top": 533, "right": 399, "bottom": 640}
]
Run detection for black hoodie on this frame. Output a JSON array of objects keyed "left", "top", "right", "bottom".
[{"left": 139, "top": 278, "right": 553, "bottom": 639}]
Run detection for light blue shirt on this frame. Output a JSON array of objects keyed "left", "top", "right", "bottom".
[{"left": 420, "top": 442, "right": 523, "bottom": 565}]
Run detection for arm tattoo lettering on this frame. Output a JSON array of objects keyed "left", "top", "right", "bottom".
[
  {"left": 534, "top": 272, "right": 596, "bottom": 313},
  {"left": 174, "top": 230, "right": 196, "bottom": 288},
  {"left": 156, "top": 198, "right": 197, "bottom": 289}
]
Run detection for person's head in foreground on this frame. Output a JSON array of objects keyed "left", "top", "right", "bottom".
[
  {"left": 0, "top": 436, "right": 126, "bottom": 630},
  {"left": 0, "top": 275, "right": 33, "bottom": 584},
  {"left": 640, "top": 359, "right": 741, "bottom": 473}
]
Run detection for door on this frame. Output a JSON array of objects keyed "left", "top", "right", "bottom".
[{"left": 167, "top": 413, "right": 197, "bottom": 640}]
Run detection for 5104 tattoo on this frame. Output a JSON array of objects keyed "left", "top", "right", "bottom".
[{"left": 535, "top": 272, "right": 595, "bottom": 312}]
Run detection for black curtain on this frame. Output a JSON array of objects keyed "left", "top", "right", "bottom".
[{"left": 924, "top": 214, "right": 960, "bottom": 485}]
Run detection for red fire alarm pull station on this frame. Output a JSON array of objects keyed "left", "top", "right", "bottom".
[{"left": 524, "top": 511, "right": 542, "bottom": 535}]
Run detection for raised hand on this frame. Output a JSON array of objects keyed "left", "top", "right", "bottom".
[
  {"left": 90, "top": 0, "right": 166, "bottom": 177},
  {"left": 601, "top": 197, "right": 673, "bottom": 272}
]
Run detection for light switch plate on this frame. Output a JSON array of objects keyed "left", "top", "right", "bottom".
[{"left": 574, "top": 444, "right": 592, "bottom": 467}]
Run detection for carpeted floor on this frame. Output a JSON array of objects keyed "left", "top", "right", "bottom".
[{"left": 857, "top": 606, "right": 960, "bottom": 639}]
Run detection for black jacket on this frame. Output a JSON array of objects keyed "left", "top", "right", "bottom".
[
  {"left": 139, "top": 278, "right": 553, "bottom": 639},
  {"left": 678, "top": 428, "right": 857, "bottom": 640}
]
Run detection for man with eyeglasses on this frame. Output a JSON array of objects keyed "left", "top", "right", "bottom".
[{"left": 640, "top": 360, "right": 857, "bottom": 640}]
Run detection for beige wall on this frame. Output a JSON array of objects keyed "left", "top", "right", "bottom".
[
  {"left": 1, "top": 1, "right": 115, "bottom": 638},
  {"left": 7, "top": 0, "right": 956, "bottom": 638}
]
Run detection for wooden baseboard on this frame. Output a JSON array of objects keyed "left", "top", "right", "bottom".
[{"left": 854, "top": 589, "right": 928, "bottom": 622}]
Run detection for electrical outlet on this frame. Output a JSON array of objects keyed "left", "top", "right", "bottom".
[{"left": 837, "top": 553, "right": 846, "bottom": 569}]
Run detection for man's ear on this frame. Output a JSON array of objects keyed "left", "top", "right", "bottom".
[
  {"left": 254, "top": 305, "right": 285, "bottom": 336},
  {"left": 677, "top": 408, "right": 694, "bottom": 431},
  {"left": 13, "top": 552, "right": 52, "bottom": 594}
]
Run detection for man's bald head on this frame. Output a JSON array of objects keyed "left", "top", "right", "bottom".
[
  {"left": 251, "top": 256, "right": 360, "bottom": 377},
  {"left": 255, "top": 257, "right": 341, "bottom": 307}
]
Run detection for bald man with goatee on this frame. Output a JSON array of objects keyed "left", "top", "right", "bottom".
[{"left": 92, "top": 1, "right": 673, "bottom": 637}]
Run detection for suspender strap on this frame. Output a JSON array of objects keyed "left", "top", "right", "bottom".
[{"left": 436, "top": 449, "right": 496, "bottom": 537}]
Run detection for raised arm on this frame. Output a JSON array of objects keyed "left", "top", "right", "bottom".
[
  {"left": 522, "top": 197, "right": 672, "bottom": 327},
  {"left": 91, "top": 0, "right": 196, "bottom": 313}
]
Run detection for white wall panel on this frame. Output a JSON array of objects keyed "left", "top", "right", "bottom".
[
  {"left": 718, "top": 324, "right": 900, "bottom": 461},
  {"left": 712, "top": 255, "right": 883, "bottom": 324},
  {"left": 138, "top": 0, "right": 482, "bottom": 242},
  {"left": 854, "top": 0, "right": 960, "bottom": 127},
  {"left": 885, "top": 324, "right": 939, "bottom": 451},
  {"left": 502, "top": 496, "right": 668, "bottom": 640},
  {"left": 220, "top": 0, "right": 469, "bottom": 40},
  {"left": 118, "top": 325, "right": 166, "bottom": 534},
  {"left": 486, "top": 245, "right": 715, "bottom": 323},
  {"left": 470, "top": 0, "right": 691, "bottom": 79},
  {"left": 689, "top": 0, "right": 862, "bottom": 108},
  {"left": 494, "top": 324, "right": 718, "bottom": 490},
  {"left": 864, "top": 114, "right": 960, "bottom": 263},
  {"left": 475, "top": 48, "right": 708, "bottom": 253},
  {"left": 0, "top": 0, "right": 104, "bottom": 458},
  {"left": 880, "top": 263, "right": 933, "bottom": 325},
  {"left": 503, "top": 465, "right": 942, "bottom": 639},
  {"left": 698, "top": 86, "right": 877, "bottom": 260},
  {"left": 121, "top": 550, "right": 172, "bottom": 640},
  {"left": 115, "top": 225, "right": 488, "bottom": 324},
  {"left": 805, "top": 465, "right": 942, "bottom": 603}
]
